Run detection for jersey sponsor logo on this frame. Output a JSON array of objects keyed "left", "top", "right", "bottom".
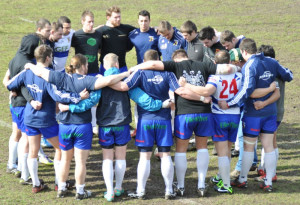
[
  {"left": 214, "top": 134, "right": 224, "bottom": 138},
  {"left": 136, "top": 139, "right": 145, "bottom": 143},
  {"left": 54, "top": 46, "right": 69, "bottom": 52},
  {"left": 143, "top": 124, "right": 167, "bottom": 131},
  {"left": 160, "top": 43, "right": 167, "bottom": 50},
  {"left": 220, "top": 122, "right": 238, "bottom": 129},
  {"left": 87, "top": 38, "right": 97, "bottom": 46},
  {"left": 118, "top": 34, "right": 127, "bottom": 37},
  {"left": 250, "top": 128, "right": 260, "bottom": 132},
  {"left": 27, "top": 84, "right": 42, "bottom": 93},
  {"left": 175, "top": 130, "right": 184, "bottom": 135},
  {"left": 61, "top": 132, "right": 83, "bottom": 140},
  {"left": 182, "top": 70, "right": 205, "bottom": 86},
  {"left": 103, "top": 34, "right": 110, "bottom": 38},
  {"left": 259, "top": 71, "right": 273, "bottom": 80},
  {"left": 173, "top": 40, "right": 178, "bottom": 46},
  {"left": 102, "top": 126, "right": 125, "bottom": 132},
  {"left": 185, "top": 115, "right": 208, "bottom": 123},
  {"left": 85, "top": 54, "right": 96, "bottom": 63},
  {"left": 149, "top": 36, "right": 154, "bottom": 42},
  {"left": 134, "top": 31, "right": 138, "bottom": 34},
  {"left": 147, "top": 75, "right": 163, "bottom": 84}
]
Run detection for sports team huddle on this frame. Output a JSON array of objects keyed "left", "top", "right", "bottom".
[{"left": 3, "top": 5, "right": 294, "bottom": 202}]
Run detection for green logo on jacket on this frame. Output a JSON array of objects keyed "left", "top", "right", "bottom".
[{"left": 87, "top": 38, "right": 96, "bottom": 46}]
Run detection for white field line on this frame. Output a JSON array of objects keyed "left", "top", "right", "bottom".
[{"left": 19, "top": 17, "right": 35, "bottom": 23}]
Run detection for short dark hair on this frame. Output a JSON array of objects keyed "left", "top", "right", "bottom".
[
  {"left": 158, "top": 21, "right": 172, "bottom": 33},
  {"left": 172, "top": 49, "right": 188, "bottom": 60},
  {"left": 258, "top": 45, "right": 275, "bottom": 58},
  {"left": 199, "top": 26, "right": 215, "bottom": 41},
  {"left": 180, "top": 20, "right": 197, "bottom": 35},
  {"left": 239, "top": 38, "right": 257, "bottom": 54},
  {"left": 34, "top": 45, "right": 53, "bottom": 63},
  {"left": 144, "top": 49, "right": 159, "bottom": 61},
  {"left": 220, "top": 30, "right": 236, "bottom": 44},
  {"left": 214, "top": 50, "right": 230, "bottom": 64},
  {"left": 36, "top": 18, "right": 51, "bottom": 30},
  {"left": 58, "top": 16, "right": 71, "bottom": 24},
  {"left": 51, "top": 22, "right": 63, "bottom": 32},
  {"left": 138, "top": 10, "right": 150, "bottom": 19}
]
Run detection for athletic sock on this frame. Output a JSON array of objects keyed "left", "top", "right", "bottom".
[
  {"left": 174, "top": 152, "right": 187, "bottom": 188},
  {"left": 161, "top": 156, "right": 174, "bottom": 194},
  {"left": 274, "top": 148, "right": 279, "bottom": 176},
  {"left": 91, "top": 107, "right": 97, "bottom": 127},
  {"left": 218, "top": 156, "right": 230, "bottom": 188},
  {"left": 264, "top": 151, "right": 276, "bottom": 186},
  {"left": 21, "top": 153, "right": 30, "bottom": 181},
  {"left": 38, "top": 146, "right": 45, "bottom": 158},
  {"left": 239, "top": 151, "right": 254, "bottom": 183},
  {"left": 115, "top": 160, "right": 126, "bottom": 190},
  {"left": 76, "top": 184, "right": 85, "bottom": 194},
  {"left": 102, "top": 159, "right": 114, "bottom": 195},
  {"left": 136, "top": 158, "right": 150, "bottom": 194},
  {"left": 27, "top": 158, "right": 40, "bottom": 186},
  {"left": 54, "top": 159, "right": 61, "bottom": 185},
  {"left": 8, "top": 138, "right": 18, "bottom": 169},
  {"left": 197, "top": 149, "right": 209, "bottom": 189},
  {"left": 259, "top": 148, "right": 265, "bottom": 170},
  {"left": 58, "top": 181, "right": 66, "bottom": 191}
]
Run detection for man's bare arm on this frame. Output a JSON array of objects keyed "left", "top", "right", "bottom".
[
  {"left": 215, "top": 64, "right": 240, "bottom": 75},
  {"left": 129, "top": 61, "right": 164, "bottom": 73},
  {"left": 179, "top": 77, "right": 216, "bottom": 97},
  {"left": 253, "top": 88, "right": 280, "bottom": 110},
  {"left": 94, "top": 71, "right": 130, "bottom": 90},
  {"left": 251, "top": 82, "right": 276, "bottom": 98},
  {"left": 24, "top": 63, "right": 50, "bottom": 81}
]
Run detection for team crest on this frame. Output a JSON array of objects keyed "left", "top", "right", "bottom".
[
  {"left": 149, "top": 36, "right": 154, "bottom": 42},
  {"left": 173, "top": 40, "right": 178, "bottom": 46}
]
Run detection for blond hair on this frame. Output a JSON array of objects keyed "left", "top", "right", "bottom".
[{"left": 103, "top": 53, "right": 119, "bottom": 69}]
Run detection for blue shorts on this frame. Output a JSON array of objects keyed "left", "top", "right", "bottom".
[
  {"left": 135, "top": 119, "right": 173, "bottom": 148},
  {"left": 99, "top": 124, "right": 131, "bottom": 148},
  {"left": 242, "top": 115, "right": 277, "bottom": 137},
  {"left": 174, "top": 113, "right": 214, "bottom": 139},
  {"left": 58, "top": 123, "right": 93, "bottom": 151},
  {"left": 10, "top": 105, "right": 26, "bottom": 133},
  {"left": 212, "top": 114, "right": 240, "bottom": 142},
  {"left": 99, "top": 64, "right": 127, "bottom": 75},
  {"left": 25, "top": 123, "right": 58, "bottom": 139}
]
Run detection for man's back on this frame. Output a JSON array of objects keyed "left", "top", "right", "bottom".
[{"left": 125, "top": 69, "right": 179, "bottom": 120}]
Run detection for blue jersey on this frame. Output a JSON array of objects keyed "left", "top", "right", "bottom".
[
  {"left": 158, "top": 27, "right": 187, "bottom": 61},
  {"left": 129, "top": 28, "right": 159, "bottom": 64},
  {"left": 227, "top": 53, "right": 293, "bottom": 117},
  {"left": 125, "top": 70, "right": 180, "bottom": 120},
  {"left": 7, "top": 69, "right": 81, "bottom": 128},
  {"left": 48, "top": 71, "right": 97, "bottom": 124}
]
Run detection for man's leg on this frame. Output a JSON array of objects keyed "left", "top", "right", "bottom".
[
  {"left": 160, "top": 150, "right": 174, "bottom": 197},
  {"left": 215, "top": 141, "right": 231, "bottom": 189},
  {"left": 174, "top": 138, "right": 189, "bottom": 189},
  {"left": 196, "top": 137, "right": 209, "bottom": 189},
  {"left": 115, "top": 145, "right": 127, "bottom": 192},
  {"left": 102, "top": 148, "right": 114, "bottom": 197},
  {"left": 136, "top": 151, "right": 152, "bottom": 195},
  {"left": 74, "top": 147, "right": 90, "bottom": 194},
  {"left": 7, "top": 122, "right": 21, "bottom": 170},
  {"left": 47, "top": 136, "right": 62, "bottom": 186},
  {"left": 20, "top": 133, "right": 29, "bottom": 181},
  {"left": 261, "top": 133, "right": 275, "bottom": 186},
  {"left": 58, "top": 148, "right": 74, "bottom": 192}
]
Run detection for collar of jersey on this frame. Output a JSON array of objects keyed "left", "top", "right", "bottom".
[{"left": 104, "top": 67, "right": 120, "bottom": 76}]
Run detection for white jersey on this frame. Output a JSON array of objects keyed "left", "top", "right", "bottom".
[
  {"left": 53, "top": 29, "right": 75, "bottom": 72},
  {"left": 207, "top": 72, "right": 242, "bottom": 114}
]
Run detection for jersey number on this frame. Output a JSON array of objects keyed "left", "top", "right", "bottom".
[{"left": 219, "top": 79, "right": 238, "bottom": 98}]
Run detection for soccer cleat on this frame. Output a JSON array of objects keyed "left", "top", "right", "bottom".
[
  {"left": 114, "top": 188, "right": 124, "bottom": 197},
  {"left": 257, "top": 169, "right": 265, "bottom": 176},
  {"left": 104, "top": 193, "right": 115, "bottom": 202},
  {"left": 259, "top": 182, "right": 273, "bottom": 192},
  {"left": 6, "top": 167, "right": 21, "bottom": 177},
  {"left": 210, "top": 175, "right": 222, "bottom": 184},
  {"left": 128, "top": 191, "right": 146, "bottom": 200},
  {"left": 250, "top": 164, "right": 258, "bottom": 171},
  {"left": 165, "top": 192, "right": 176, "bottom": 200},
  {"left": 15, "top": 170, "right": 21, "bottom": 178},
  {"left": 230, "top": 170, "right": 240, "bottom": 180},
  {"left": 55, "top": 180, "right": 75, "bottom": 191},
  {"left": 32, "top": 179, "right": 47, "bottom": 193},
  {"left": 254, "top": 174, "right": 277, "bottom": 182},
  {"left": 57, "top": 190, "right": 67, "bottom": 198},
  {"left": 173, "top": 182, "right": 185, "bottom": 196},
  {"left": 214, "top": 181, "right": 233, "bottom": 194},
  {"left": 39, "top": 155, "right": 54, "bottom": 165},
  {"left": 19, "top": 177, "right": 32, "bottom": 185},
  {"left": 230, "top": 178, "right": 248, "bottom": 188},
  {"left": 197, "top": 184, "right": 208, "bottom": 197},
  {"left": 231, "top": 149, "right": 239, "bottom": 157},
  {"left": 75, "top": 190, "right": 92, "bottom": 200}
]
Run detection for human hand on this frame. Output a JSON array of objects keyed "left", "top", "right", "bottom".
[
  {"left": 30, "top": 100, "right": 42, "bottom": 110},
  {"left": 253, "top": 101, "right": 266, "bottom": 110},
  {"left": 179, "top": 77, "right": 187, "bottom": 87},
  {"left": 58, "top": 103, "right": 69, "bottom": 112},
  {"left": 218, "top": 100, "right": 229, "bottom": 110},
  {"left": 80, "top": 88, "right": 89, "bottom": 100}
]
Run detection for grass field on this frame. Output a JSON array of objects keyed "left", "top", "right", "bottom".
[{"left": 0, "top": 0, "right": 299, "bottom": 204}]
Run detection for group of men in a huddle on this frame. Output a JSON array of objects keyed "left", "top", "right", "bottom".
[{"left": 3, "top": 5, "right": 293, "bottom": 202}]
